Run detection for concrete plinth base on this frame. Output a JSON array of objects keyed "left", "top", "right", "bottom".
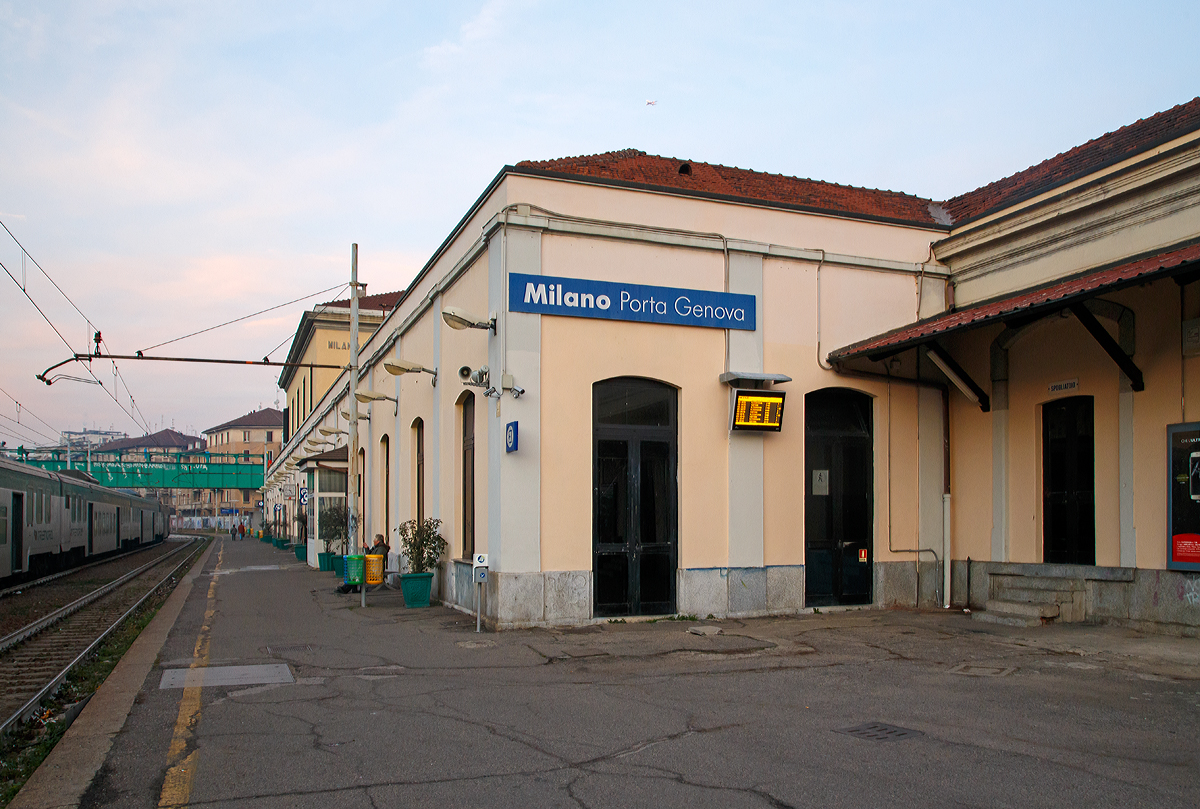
[
  {"left": 446, "top": 565, "right": 807, "bottom": 628},
  {"left": 952, "top": 560, "right": 1200, "bottom": 636}
]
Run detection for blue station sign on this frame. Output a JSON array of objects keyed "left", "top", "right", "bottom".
[{"left": 509, "top": 273, "right": 755, "bottom": 331}]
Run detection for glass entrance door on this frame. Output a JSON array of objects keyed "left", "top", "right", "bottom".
[
  {"left": 805, "top": 388, "right": 874, "bottom": 606},
  {"left": 593, "top": 379, "right": 677, "bottom": 616}
]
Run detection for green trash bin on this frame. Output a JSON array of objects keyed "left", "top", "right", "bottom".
[{"left": 344, "top": 555, "right": 365, "bottom": 586}]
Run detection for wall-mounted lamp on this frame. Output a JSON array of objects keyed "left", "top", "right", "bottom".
[
  {"left": 442, "top": 306, "right": 496, "bottom": 333},
  {"left": 339, "top": 409, "right": 369, "bottom": 422},
  {"left": 384, "top": 359, "right": 438, "bottom": 387},
  {"left": 318, "top": 427, "right": 346, "bottom": 436},
  {"left": 355, "top": 389, "right": 398, "bottom": 416}
]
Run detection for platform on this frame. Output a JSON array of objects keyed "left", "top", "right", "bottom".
[{"left": 10, "top": 537, "right": 1200, "bottom": 808}]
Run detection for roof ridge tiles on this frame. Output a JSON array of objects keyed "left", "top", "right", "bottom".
[
  {"left": 943, "top": 97, "right": 1200, "bottom": 225},
  {"left": 516, "top": 149, "right": 942, "bottom": 227}
]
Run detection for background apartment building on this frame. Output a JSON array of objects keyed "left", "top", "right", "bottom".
[{"left": 201, "top": 407, "right": 284, "bottom": 522}]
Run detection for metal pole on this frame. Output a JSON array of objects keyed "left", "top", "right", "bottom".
[
  {"left": 476, "top": 580, "right": 481, "bottom": 633},
  {"left": 347, "top": 244, "right": 365, "bottom": 608}
]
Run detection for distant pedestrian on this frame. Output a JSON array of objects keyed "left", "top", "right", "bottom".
[
  {"left": 239, "top": 523, "right": 246, "bottom": 540},
  {"left": 229, "top": 523, "right": 237, "bottom": 541}
]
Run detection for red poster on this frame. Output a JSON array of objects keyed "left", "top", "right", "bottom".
[{"left": 1172, "top": 533, "right": 1200, "bottom": 564}]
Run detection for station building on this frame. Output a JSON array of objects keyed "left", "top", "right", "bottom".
[
  {"left": 279, "top": 291, "right": 402, "bottom": 442},
  {"left": 267, "top": 98, "right": 1200, "bottom": 633}
]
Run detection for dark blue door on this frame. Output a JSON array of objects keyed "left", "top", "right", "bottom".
[{"left": 805, "top": 389, "right": 873, "bottom": 606}]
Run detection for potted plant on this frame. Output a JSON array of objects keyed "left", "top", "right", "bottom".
[
  {"left": 318, "top": 502, "right": 348, "bottom": 572},
  {"left": 397, "top": 517, "right": 447, "bottom": 608},
  {"left": 286, "top": 512, "right": 307, "bottom": 551}
]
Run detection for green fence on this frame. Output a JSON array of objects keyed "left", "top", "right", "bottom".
[{"left": 26, "top": 452, "right": 265, "bottom": 490}]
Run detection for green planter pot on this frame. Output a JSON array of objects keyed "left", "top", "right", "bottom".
[
  {"left": 294, "top": 544, "right": 306, "bottom": 562},
  {"left": 400, "top": 571, "right": 435, "bottom": 608},
  {"left": 332, "top": 555, "right": 345, "bottom": 577},
  {"left": 317, "top": 552, "right": 334, "bottom": 572}
]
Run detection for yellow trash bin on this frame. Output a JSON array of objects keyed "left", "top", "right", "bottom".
[{"left": 365, "top": 554, "right": 385, "bottom": 586}]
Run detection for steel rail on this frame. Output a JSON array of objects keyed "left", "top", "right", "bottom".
[
  {"left": 0, "top": 538, "right": 207, "bottom": 736},
  {"left": 0, "top": 539, "right": 166, "bottom": 600},
  {"left": 0, "top": 541, "right": 193, "bottom": 655}
]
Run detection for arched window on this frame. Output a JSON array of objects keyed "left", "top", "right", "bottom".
[
  {"left": 412, "top": 418, "right": 425, "bottom": 524},
  {"left": 461, "top": 393, "right": 475, "bottom": 559},
  {"left": 380, "top": 435, "right": 391, "bottom": 539}
]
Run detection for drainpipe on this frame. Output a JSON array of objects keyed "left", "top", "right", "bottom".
[
  {"left": 813, "top": 251, "right": 831, "bottom": 370},
  {"left": 942, "top": 387, "right": 952, "bottom": 609}
]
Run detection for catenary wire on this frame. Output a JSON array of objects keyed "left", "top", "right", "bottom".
[
  {"left": 0, "top": 411, "right": 58, "bottom": 444},
  {"left": 0, "top": 219, "right": 97, "bottom": 331},
  {"left": 138, "top": 284, "right": 346, "bottom": 354},
  {"left": 0, "top": 384, "right": 61, "bottom": 437},
  {"left": 1, "top": 220, "right": 153, "bottom": 433},
  {"left": 1, "top": 258, "right": 148, "bottom": 433},
  {"left": 261, "top": 285, "right": 351, "bottom": 361}
]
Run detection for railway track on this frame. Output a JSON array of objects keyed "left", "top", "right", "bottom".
[
  {"left": 0, "top": 538, "right": 207, "bottom": 736},
  {"left": 0, "top": 539, "right": 174, "bottom": 600}
]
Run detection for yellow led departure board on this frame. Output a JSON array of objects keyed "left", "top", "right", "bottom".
[{"left": 730, "top": 389, "right": 786, "bottom": 432}]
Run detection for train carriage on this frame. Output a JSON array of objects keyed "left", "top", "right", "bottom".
[{"left": 0, "top": 456, "right": 171, "bottom": 579}]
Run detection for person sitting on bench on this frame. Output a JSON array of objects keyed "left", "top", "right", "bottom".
[{"left": 367, "top": 533, "right": 390, "bottom": 556}]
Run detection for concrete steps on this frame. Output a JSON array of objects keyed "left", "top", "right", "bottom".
[{"left": 971, "top": 598, "right": 1060, "bottom": 627}]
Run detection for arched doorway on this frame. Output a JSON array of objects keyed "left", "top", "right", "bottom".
[
  {"left": 593, "top": 377, "right": 677, "bottom": 616},
  {"left": 805, "top": 388, "right": 874, "bottom": 606}
]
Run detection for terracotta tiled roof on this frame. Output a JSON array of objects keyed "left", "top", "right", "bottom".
[
  {"left": 300, "top": 445, "right": 348, "bottom": 464},
  {"left": 944, "top": 98, "right": 1200, "bottom": 226},
  {"left": 205, "top": 408, "right": 285, "bottom": 434},
  {"left": 322, "top": 291, "right": 403, "bottom": 312},
  {"left": 96, "top": 429, "right": 201, "bottom": 453},
  {"left": 829, "top": 242, "right": 1200, "bottom": 362},
  {"left": 515, "top": 149, "right": 948, "bottom": 229}
]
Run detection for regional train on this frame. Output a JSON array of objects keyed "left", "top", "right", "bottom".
[{"left": 0, "top": 456, "right": 172, "bottom": 580}]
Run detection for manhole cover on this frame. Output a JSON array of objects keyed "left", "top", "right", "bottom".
[
  {"left": 837, "top": 722, "right": 923, "bottom": 742},
  {"left": 949, "top": 663, "right": 1016, "bottom": 677}
]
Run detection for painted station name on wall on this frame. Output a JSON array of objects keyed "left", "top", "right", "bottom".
[{"left": 508, "top": 272, "right": 755, "bottom": 331}]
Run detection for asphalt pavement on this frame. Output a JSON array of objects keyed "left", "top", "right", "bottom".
[{"left": 12, "top": 537, "right": 1200, "bottom": 808}]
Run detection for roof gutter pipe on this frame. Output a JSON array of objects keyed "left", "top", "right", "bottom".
[{"left": 814, "top": 251, "right": 830, "bottom": 370}]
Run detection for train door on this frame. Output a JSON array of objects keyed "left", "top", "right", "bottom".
[
  {"left": 12, "top": 493, "right": 24, "bottom": 573},
  {"left": 87, "top": 503, "right": 94, "bottom": 555},
  {"left": 0, "top": 494, "right": 9, "bottom": 578}
]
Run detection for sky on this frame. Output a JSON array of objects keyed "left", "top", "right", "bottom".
[{"left": 1, "top": 0, "right": 1197, "bottom": 447}]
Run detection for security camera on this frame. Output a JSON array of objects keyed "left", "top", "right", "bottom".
[
  {"left": 459, "top": 366, "right": 471, "bottom": 379},
  {"left": 483, "top": 387, "right": 500, "bottom": 398},
  {"left": 510, "top": 386, "right": 525, "bottom": 399}
]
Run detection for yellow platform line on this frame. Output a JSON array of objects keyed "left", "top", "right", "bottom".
[{"left": 157, "top": 542, "right": 223, "bottom": 809}]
